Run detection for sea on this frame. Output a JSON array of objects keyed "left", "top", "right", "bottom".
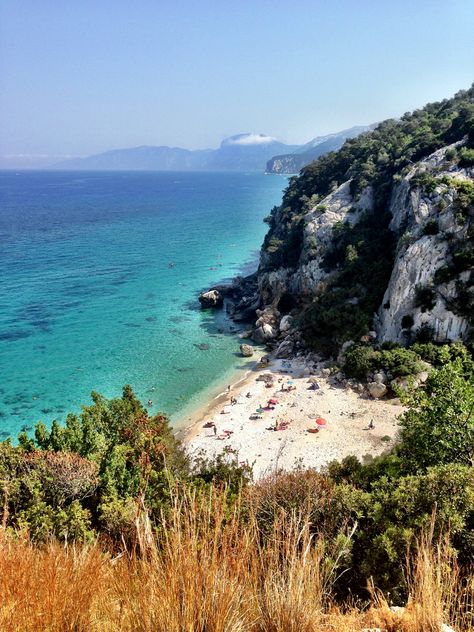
[{"left": 0, "top": 170, "right": 286, "bottom": 439}]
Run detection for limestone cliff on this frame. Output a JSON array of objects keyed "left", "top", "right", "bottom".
[
  {"left": 201, "top": 86, "right": 474, "bottom": 356},
  {"left": 240, "top": 87, "right": 474, "bottom": 355},
  {"left": 375, "top": 143, "right": 473, "bottom": 343}
]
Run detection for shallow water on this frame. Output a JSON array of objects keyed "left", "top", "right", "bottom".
[{"left": 0, "top": 170, "right": 286, "bottom": 437}]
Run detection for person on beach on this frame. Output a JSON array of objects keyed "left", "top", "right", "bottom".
[{"left": 213, "top": 424, "right": 217, "bottom": 436}]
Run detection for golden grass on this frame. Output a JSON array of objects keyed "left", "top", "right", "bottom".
[{"left": 0, "top": 488, "right": 472, "bottom": 632}]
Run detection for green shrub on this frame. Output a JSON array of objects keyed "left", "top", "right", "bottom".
[
  {"left": 422, "top": 219, "right": 439, "bottom": 235},
  {"left": 458, "top": 146, "right": 474, "bottom": 167},
  {"left": 376, "top": 347, "right": 424, "bottom": 377},
  {"left": 342, "top": 344, "right": 377, "bottom": 379},
  {"left": 397, "top": 359, "right": 474, "bottom": 470},
  {"left": 414, "top": 285, "right": 437, "bottom": 312},
  {"left": 413, "top": 324, "right": 436, "bottom": 343},
  {"left": 301, "top": 291, "right": 369, "bottom": 355},
  {"left": 445, "top": 147, "right": 458, "bottom": 161}
]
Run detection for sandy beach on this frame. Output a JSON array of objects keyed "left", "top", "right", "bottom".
[{"left": 183, "top": 356, "right": 405, "bottom": 479}]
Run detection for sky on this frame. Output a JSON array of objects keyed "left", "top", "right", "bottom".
[{"left": 1, "top": 0, "right": 474, "bottom": 163}]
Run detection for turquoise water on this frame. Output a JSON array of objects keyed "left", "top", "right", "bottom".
[{"left": 0, "top": 171, "right": 285, "bottom": 438}]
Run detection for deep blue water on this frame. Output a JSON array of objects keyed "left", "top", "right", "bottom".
[{"left": 0, "top": 170, "right": 285, "bottom": 438}]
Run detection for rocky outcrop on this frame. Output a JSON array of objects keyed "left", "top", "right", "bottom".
[
  {"left": 375, "top": 144, "right": 473, "bottom": 343},
  {"left": 367, "top": 382, "right": 387, "bottom": 399},
  {"left": 198, "top": 289, "right": 224, "bottom": 308},
  {"left": 239, "top": 343, "right": 254, "bottom": 357},
  {"left": 200, "top": 90, "right": 474, "bottom": 359},
  {"left": 257, "top": 181, "right": 373, "bottom": 308},
  {"left": 253, "top": 142, "right": 472, "bottom": 353},
  {"left": 252, "top": 323, "right": 277, "bottom": 343}
]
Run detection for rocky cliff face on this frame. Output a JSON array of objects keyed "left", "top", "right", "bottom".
[
  {"left": 257, "top": 181, "right": 373, "bottom": 305},
  {"left": 200, "top": 86, "right": 474, "bottom": 356},
  {"left": 233, "top": 141, "right": 473, "bottom": 354},
  {"left": 375, "top": 143, "right": 473, "bottom": 343}
]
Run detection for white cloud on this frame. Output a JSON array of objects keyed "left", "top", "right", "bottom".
[{"left": 227, "top": 134, "right": 277, "bottom": 146}]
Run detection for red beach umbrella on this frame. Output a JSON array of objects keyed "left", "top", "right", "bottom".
[
  {"left": 268, "top": 398, "right": 279, "bottom": 404},
  {"left": 315, "top": 417, "right": 327, "bottom": 427}
]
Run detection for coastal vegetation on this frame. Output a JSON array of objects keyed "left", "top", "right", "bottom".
[{"left": 1, "top": 347, "right": 473, "bottom": 628}]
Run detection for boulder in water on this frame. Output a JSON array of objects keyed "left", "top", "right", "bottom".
[
  {"left": 198, "top": 289, "right": 223, "bottom": 308},
  {"left": 240, "top": 343, "right": 254, "bottom": 357}
]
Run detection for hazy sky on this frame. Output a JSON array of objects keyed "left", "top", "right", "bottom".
[{"left": 1, "top": 0, "right": 473, "bottom": 158}]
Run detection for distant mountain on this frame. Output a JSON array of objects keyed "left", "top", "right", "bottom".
[
  {"left": 266, "top": 125, "right": 374, "bottom": 174},
  {"left": 53, "top": 134, "right": 300, "bottom": 172}
]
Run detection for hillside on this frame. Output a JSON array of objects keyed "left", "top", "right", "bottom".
[
  {"left": 223, "top": 85, "right": 474, "bottom": 357},
  {"left": 266, "top": 125, "right": 373, "bottom": 174}
]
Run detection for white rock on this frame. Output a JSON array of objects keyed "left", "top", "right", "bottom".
[
  {"left": 417, "top": 370, "right": 429, "bottom": 383},
  {"left": 373, "top": 371, "right": 387, "bottom": 384},
  {"left": 252, "top": 323, "right": 276, "bottom": 343},
  {"left": 367, "top": 382, "right": 388, "bottom": 399},
  {"left": 239, "top": 344, "right": 254, "bottom": 357},
  {"left": 279, "top": 314, "right": 293, "bottom": 332}
]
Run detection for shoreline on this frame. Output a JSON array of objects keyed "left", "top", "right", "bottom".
[
  {"left": 182, "top": 355, "right": 405, "bottom": 479},
  {"left": 174, "top": 358, "right": 262, "bottom": 441}
]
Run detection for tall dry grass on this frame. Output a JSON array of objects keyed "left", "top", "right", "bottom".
[{"left": 0, "top": 487, "right": 472, "bottom": 632}]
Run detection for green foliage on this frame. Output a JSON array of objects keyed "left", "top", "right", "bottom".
[
  {"left": 342, "top": 342, "right": 467, "bottom": 381},
  {"left": 377, "top": 347, "right": 424, "bottom": 377},
  {"left": 459, "top": 146, "right": 474, "bottom": 167},
  {"left": 302, "top": 209, "right": 395, "bottom": 352},
  {"left": 301, "top": 290, "right": 369, "bottom": 355},
  {"left": 445, "top": 280, "right": 474, "bottom": 322},
  {"left": 358, "top": 464, "right": 474, "bottom": 596},
  {"left": 1, "top": 386, "right": 189, "bottom": 542},
  {"left": 422, "top": 218, "right": 439, "bottom": 235},
  {"left": 265, "top": 237, "right": 284, "bottom": 254},
  {"left": 445, "top": 147, "right": 458, "bottom": 161},
  {"left": 414, "top": 285, "right": 437, "bottom": 312},
  {"left": 342, "top": 344, "right": 377, "bottom": 379},
  {"left": 397, "top": 359, "right": 474, "bottom": 471}
]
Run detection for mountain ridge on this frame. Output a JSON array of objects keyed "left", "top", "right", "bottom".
[
  {"left": 52, "top": 127, "right": 371, "bottom": 172},
  {"left": 265, "top": 124, "right": 375, "bottom": 174},
  {"left": 52, "top": 133, "right": 299, "bottom": 172}
]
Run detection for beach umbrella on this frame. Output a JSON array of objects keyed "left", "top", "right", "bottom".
[
  {"left": 268, "top": 398, "right": 279, "bottom": 404},
  {"left": 256, "top": 407, "right": 265, "bottom": 414},
  {"left": 315, "top": 417, "right": 327, "bottom": 427},
  {"left": 287, "top": 380, "right": 294, "bottom": 385}
]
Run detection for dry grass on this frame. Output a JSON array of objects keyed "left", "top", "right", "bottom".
[{"left": 0, "top": 488, "right": 472, "bottom": 632}]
